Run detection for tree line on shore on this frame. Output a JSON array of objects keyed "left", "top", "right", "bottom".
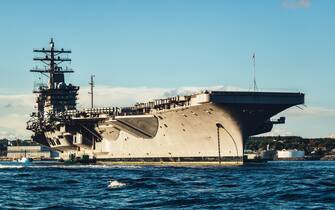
[{"left": 246, "top": 136, "right": 335, "bottom": 158}]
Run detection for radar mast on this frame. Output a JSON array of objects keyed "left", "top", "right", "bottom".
[{"left": 30, "top": 38, "right": 79, "bottom": 115}]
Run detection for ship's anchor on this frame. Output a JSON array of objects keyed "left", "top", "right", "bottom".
[{"left": 216, "top": 122, "right": 240, "bottom": 165}]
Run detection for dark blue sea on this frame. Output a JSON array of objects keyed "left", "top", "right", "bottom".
[{"left": 0, "top": 161, "right": 334, "bottom": 209}]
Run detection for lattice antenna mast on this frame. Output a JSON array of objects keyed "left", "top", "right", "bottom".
[
  {"left": 31, "top": 38, "right": 73, "bottom": 89},
  {"left": 88, "top": 75, "right": 95, "bottom": 108}
]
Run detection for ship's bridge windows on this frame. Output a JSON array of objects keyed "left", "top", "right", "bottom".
[{"left": 49, "top": 139, "right": 56, "bottom": 146}]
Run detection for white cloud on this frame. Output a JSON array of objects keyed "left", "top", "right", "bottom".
[
  {"left": 77, "top": 86, "right": 168, "bottom": 108},
  {"left": 283, "top": 106, "right": 335, "bottom": 117},
  {"left": 0, "top": 114, "right": 31, "bottom": 140},
  {"left": 261, "top": 128, "right": 293, "bottom": 137},
  {"left": 270, "top": 105, "right": 335, "bottom": 138},
  {"left": 77, "top": 85, "right": 245, "bottom": 108},
  {"left": 0, "top": 93, "right": 34, "bottom": 139},
  {"left": 282, "top": 0, "right": 311, "bottom": 9}
]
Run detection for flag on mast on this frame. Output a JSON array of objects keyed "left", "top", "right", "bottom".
[{"left": 252, "top": 52, "right": 257, "bottom": 91}]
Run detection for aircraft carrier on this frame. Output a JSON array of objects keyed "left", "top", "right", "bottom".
[{"left": 26, "top": 39, "right": 305, "bottom": 165}]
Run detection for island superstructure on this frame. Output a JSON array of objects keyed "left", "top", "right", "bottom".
[{"left": 27, "top": 39, "right": 305, "bottom": 164}]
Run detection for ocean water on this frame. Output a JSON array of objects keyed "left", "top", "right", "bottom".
[{"left": 0, "top": 161, "right": 334, "bottom": 209}]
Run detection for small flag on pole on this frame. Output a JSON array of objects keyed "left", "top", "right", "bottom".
[{"left": 252, "top": 52, "right": 257, "bottom": 91}]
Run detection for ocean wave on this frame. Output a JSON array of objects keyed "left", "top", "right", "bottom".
[
  {"left": 65, "top": 179, "right": 81, "bottom": 184},
  {"left": 14, "top": 173, "right": 32, "bottom": 177},
  {"left": 28, "top": 185, "right": 63, "bottom": 192},
  {"left": 0, "top": 165, "right": 24, "bottom": 169},
  {"left": 1, "top": 161, "right": 335, "bottom": 209},
  {"left": 0, "top": 164, "right": 143, "bottom": 170}
]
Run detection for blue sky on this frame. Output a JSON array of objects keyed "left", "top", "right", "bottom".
[{"left": 0, "top": 0, "right": 334, "bottom": 138}]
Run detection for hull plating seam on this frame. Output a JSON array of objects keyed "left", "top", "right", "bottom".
[{"left": 96, "top": 156, "right": 244, "bottom": 162}]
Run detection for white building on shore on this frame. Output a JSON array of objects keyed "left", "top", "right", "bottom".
[
  {"left": 277, "top": 149, "right": 305, "bottom": 160},
  {"left": 7, "top": 145, "right": 59, "bottom": 160}
]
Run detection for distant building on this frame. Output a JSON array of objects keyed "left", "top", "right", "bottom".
[
  {"left": 277, "top": 149, "right": 305, "bottom": 160},
  {"left": 329, "top": 134, "right": 335, "bottom": 139},
  {"left": 6, "top": 141, "right": 59, "bottom": 160}
]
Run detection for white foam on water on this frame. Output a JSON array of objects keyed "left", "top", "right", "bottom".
[
  {"left": 48, "top": 164, "right": 143, "bottom": 169},
  {"left": 0, "top": 165, "right": 24, "bottom": 169},
  {"left": 102, "top": 165, "right": 142, "bottom": 169},
  {"left": 108, "top": 180, "right": 126, "bottom": 189},
  {"left": 1, "top": 163, "right": 143, "bottom": 170}
]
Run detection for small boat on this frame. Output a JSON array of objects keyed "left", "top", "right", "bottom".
[
  {"left": 17, "top": 149, "right": 33, "bottom": 164},
  {"left": 18, "top": 157, "right": 33, "bottom": 164}
]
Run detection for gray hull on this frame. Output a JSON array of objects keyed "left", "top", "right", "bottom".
[{"left": 40, "top": 91, "right": 304, "bottom": 165}]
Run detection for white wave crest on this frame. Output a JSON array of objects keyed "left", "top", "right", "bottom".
[
  {"left": 47, "top": 164, "right": 142, "bottom": 169},
  {"left": 0, "top": 165, "right": 24, "bottom": 169},
  {"left": 108, "top": 180, "right": 126, "bottom": 189},
  {"left": 1, "top": 163, "right": 143, "bottom": 170}
]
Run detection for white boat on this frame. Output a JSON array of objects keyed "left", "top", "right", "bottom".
[{"left": 18, "top": 157, "right": 33, "bottom": 164}]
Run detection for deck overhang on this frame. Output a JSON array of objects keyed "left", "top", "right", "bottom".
[{"left": 210, "top": 91, "right": 304, "bottom": 106}]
